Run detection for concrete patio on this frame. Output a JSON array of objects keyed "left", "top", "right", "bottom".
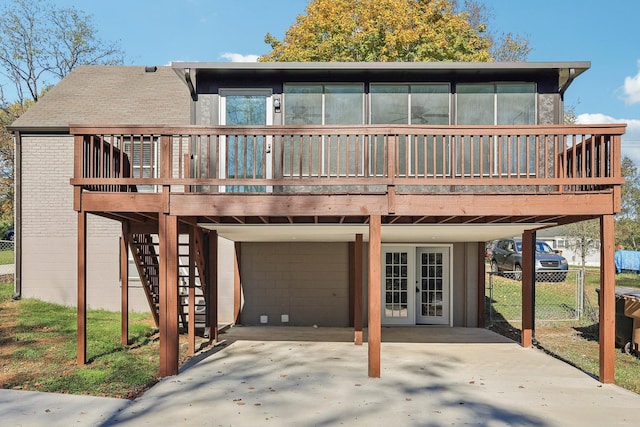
[{"left": 2, "top": 326, "right": 640, "bottom": 426}]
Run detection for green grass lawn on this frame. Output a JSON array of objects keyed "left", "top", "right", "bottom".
[
  {"left": 0, "top": 283, "right": 159, "bottom": 398},
  {"left": 487, "top": 267, "right": 640, "bottom": 395},
  {"left": 0, "top": 249, "right": 14, "bottom": 265}
]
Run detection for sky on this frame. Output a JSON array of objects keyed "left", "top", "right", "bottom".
[{"left": 10, "top": 0, "right": 640, "bottom": 162}]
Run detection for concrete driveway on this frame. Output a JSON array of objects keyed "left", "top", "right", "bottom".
[{"left": 2, "top": 326, "right": 640, "bottom": 426}]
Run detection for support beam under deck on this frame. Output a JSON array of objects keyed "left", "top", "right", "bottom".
[
  {"left": 599, "top": 215, "right": 616, "bottom": 383},
  {"left": 521, "top": 230, "right": 536, "bottom": 347},
  {"left": 159, "top": 214, "right": 179, "bottom": 377},
  {"left": 477, "top": 241, "right": 486, "bottom": 327},
  {"left": 368, "top": 216, "right": 381, "bottom": 378},
  {"left": 233, "top": 242, "right": 242, "bottom": 325},
  {"left": 121, "top": 222, "right": 130, "bottom": 346},
  {"left": 354, "top": 234, "right": 363, "bottom": 345},
  {"left": 209, "top": 230, "right": 219, "bottom": 343},
  {"left": 77, "top": 211, "right": 87, "bottom": 366}
]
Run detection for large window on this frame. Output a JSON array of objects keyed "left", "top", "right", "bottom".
[
  {"left": 456, "top": 83, "right": 536, "bottom": 125},
  {"left": 370, "top": 84, "right": 450, "bottom": 125},
  {"left": 284, "top": 84, "right": 364, "bottom": 177},
  {"left": 456, "top": 83, "right": 537, "bottom": 176},
  {"left": 284, "top": 84, "right": 364, "bottom": 125},
  {"left": 370, "top": 84, "right": 450, "bottom": 177}
]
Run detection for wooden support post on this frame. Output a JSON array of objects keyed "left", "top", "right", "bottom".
[
  {"left": 349, "top": 242, "right": 355, "bottom": 327},
  {"left": 77, "top": 211, "right": 87, "bottom": 365},
  {"left": 121, "top": 222, "right": 130, "bottom": 346},
  {"left": 521, "top": 230, "right": 535, "bottom": 347},
  {"left": 477, "top": 241, "right": 486, "bottom": 328},
  {"left": 209, "top": 230, "right": 219, "bottom": 342},
  {"left": 188, "top": 226, "right": 196, "bottom": 355},
  {"left": 354, "top": 234, "right": 363, "bottom": 345},
  {"left": 159, "top": 214, "right": 179, "bottom": 377},
  {"left": 368, "top": 216, "right": 381, "bottom": 378},
  {"left": 599, "top": 215, "right": 616, "bottom": 383},
  {"left": 233, "top": 242, "right": 242, "bottom": 325}
]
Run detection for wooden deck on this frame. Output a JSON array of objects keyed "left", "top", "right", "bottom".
[
  {"left": 71, "top": 123, "right": 625, "bottom": 226},
  {"left": 71, "top": 123, "right": 624, "bottom": 382}
]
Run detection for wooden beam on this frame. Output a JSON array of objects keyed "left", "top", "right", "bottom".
[
  {"left": 159, "top": 214, "right": 179, "bottom": 377},
  {"left": 81, "top": 192, "right": 164, "bottom": 212},
  {"left": 209, "top": 230, "right": 219, "bottom": 342},
  {"left": 392, "top": 194, "right": 618, "bottom": 217},
  {"left": 77, "top": 211, "right": 87, "bottom": 366},
  {"left": 121, "top": 222, "right": 130, "bottom": 346},
  {"left": 477, "top": 241, "right": 486, "bottom": 327},
  {"left": 521, "top": 230, "right": 535, "bottom": 347},
  {"left": 354, "top": 234, "right": 363, "bottom": 346},
  {"left": 387, "top": 185, "right": 396, "bottom": 214},
  {"left": 169, "top": 193, "right": 618, "bottom": 218},
  {"left": 599, "top": 215, "right": 616, "bottom": 383},
  {"left": 349, "top": 241, "right": 355, "bottom": 328},
  {"left": 188, "top": 226, "right": 196, "bottom": 355},
  {"left": 368, "top": 216, "right": 381, "bottom": 378},
  {"left": 233, "top": 242, "right": 242, "bottom": 325}
]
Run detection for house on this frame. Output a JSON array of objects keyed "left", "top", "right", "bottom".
[{"left": 10, "top": 61, "right": 624, "bottom": 382}]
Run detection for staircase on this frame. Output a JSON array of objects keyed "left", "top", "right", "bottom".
[
  {"left": 128, "top": 230, "right": 208, "bottom": 330},
  {"left": 129, "top": 233, "right": 161, "bottom": 326}
]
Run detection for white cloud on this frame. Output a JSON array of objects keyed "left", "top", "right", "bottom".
[
  {"left": 623, "top": 61, "right": 640, "bottom": 105},
  {"left": 578, "top": 113, "right": 640, "bottom": 165},
  {"left": 220, "top": 53, "right": 260, "bottom": 63}
]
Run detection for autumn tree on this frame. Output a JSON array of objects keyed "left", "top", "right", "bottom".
[
  {"left": 0, "top": 0, "right": 124, "bottom": 226},
  {"left": 260, "top": 0, "right": 530, "bottom": 62}
]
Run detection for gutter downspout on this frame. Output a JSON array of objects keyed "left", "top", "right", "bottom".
[
  {"left": 12, "top": 131, "right": 21, "bottom": 300},
  {"left": 172, "top": 67, "right": 197, "bottom": 101}
]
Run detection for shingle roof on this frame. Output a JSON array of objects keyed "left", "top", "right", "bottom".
[{"left": 11, "top": 65, "right": 191, "bottom": 131}]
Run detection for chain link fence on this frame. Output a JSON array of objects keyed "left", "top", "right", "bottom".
[
  {"left": 0, "top": 239, "right": 15, "bottom": 281},
  {"left": 487, "top": 269, "right": 584, "bottom": 323}
]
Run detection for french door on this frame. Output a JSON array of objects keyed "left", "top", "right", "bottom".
[
  {"left": 382, "top": 245, "right": 451, "bottom": 325},
  {"left": 219, "top": 89, "right": 273, "bottom": 192}
]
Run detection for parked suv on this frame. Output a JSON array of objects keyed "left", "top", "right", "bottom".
[{"left": 490, "top": 238, "right": 568, "bottom": 281}]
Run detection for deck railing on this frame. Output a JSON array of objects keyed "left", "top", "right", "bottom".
[{"left": 71, "top": 124, "right": 626, "bottom": 194}]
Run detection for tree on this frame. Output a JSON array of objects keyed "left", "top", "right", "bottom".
[
  {"left": 260, "top": 0, "right": 529, "bottom": 62},
  {"left": 0, "top": 0, "right": 124, "bottom": 104},
  {"left": 562, "top": 220, "right": 600, "bottom": 269},
  {"left": 615, "top": 156, "right": 640, "bottom": 249},
  {"left": 0, "top": 0, "right": 124, "bottom": 225},
  {"left": 0, "top": 100, "right": 26, "bottom": 226}
]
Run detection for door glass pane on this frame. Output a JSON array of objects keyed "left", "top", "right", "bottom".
[
  {"left": 419, "top": 250, "right": 445, "bottom": 319},
  {"left": 384, "top": 251, "right": 409, "bottom": 318},
  {"left": 225, "top": 95, "right": 266, "bottom": 192}
]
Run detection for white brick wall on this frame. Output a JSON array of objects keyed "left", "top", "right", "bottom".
[{"left": 21, "top": 135, "right": 149, "bottom": 311}]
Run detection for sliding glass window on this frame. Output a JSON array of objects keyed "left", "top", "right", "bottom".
[
  {"left": 284, "top": 84, "right": 364, "bottom": 177},
  {"left": 456, "top": 83, "right": 536, "bottom": 176},
  {"left": 370, "top": 84, "right": 450, "bottom": 177}
]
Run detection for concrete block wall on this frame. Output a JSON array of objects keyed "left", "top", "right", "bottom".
[{"left": 240, "top": 242, "right": 349, "bottom": 326}]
